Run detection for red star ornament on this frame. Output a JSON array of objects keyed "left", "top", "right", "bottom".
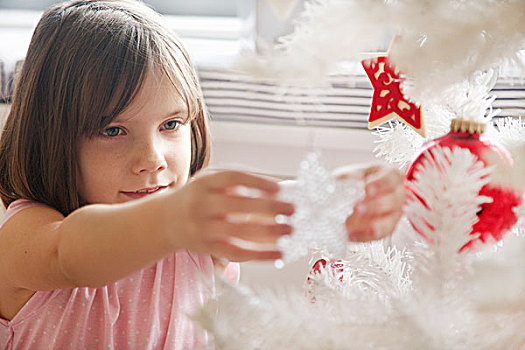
[{"left": 361, "top": 55, "right": 425, "bottom": 137}]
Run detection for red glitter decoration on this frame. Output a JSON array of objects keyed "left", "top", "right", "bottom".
[
  {"left": 306, "top": 259, "right": 344, "bottom": 303},
  {"left": 361, "top": 56, "right": 425, "bottom": 137},
  {"left": 405, "top": 122, "right": 523, "bottom": 252},
  {"left": 464, "top": 186, "right": 523, "bottom": 251}
]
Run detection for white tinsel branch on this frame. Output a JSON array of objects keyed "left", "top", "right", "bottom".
[
  {"left": 405, "top": 146, "right": 493, "bottom": 262},
  {"left": 237, "top": 0, "right": 390, "bottom": 84},
  {"left": 238, "top": 0, "right": 525, "bottom": 103},
  {"left": 307, "top": 242, "right": 412, "bottom": 304},
  {"left": 373, "top": 121, "right": 424, "bottom": 169},
  {"left": 374, "top": 71, "right": 500, "bottom": 169},
  {"left": 389, "top": 0, "right": 525, "bottom": 101}
]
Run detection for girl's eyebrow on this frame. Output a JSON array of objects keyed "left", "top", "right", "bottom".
[
  {"left": 111, "top": 109, "right": 188, "bottom": 124},
  {"left": 163, "top": 110, "right": 186, "bottom": 119},
  {"left": 164, "top": 109, "right": 192, "bottom": 123}
]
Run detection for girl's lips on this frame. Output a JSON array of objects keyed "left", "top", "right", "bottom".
[{"left": 121, "top": 186, "right": 168, "bottom": 199}]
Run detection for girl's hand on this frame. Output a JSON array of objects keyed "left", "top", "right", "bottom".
[
  {"left": 168, "top": 170, "right": 294, "bottom": 262},
  {"left": 333, "top": 163, "right": 406, "bottom": 242}
]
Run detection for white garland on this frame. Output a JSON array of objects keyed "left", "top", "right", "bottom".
[
  {"left": 238, "top": 0, "right": 390, "bottom": 84},
  {"left": 388, "top": 0, "right": 525, "bottom": 102},
  {"left": 238, "top": 0, "right": 525, "bottom": 102}
]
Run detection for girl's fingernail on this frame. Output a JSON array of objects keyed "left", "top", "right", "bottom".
[
  {"left": 279, "top": 224, "right": 293, "bottom": 235},
  {"left": 356, "top": 203, "right": 366, "bottom": 214},
  {"left": 285, "top": 203, "right": 295, "bottom": 215},
  {"left": 372, "top": 223, "right": 382, "bottom": 239},
  {"left": 347, "top": 230, "right": 360, "bottom": 242},
  {"left": 368, "top": 185, "right": 378, "bottom": 196}
]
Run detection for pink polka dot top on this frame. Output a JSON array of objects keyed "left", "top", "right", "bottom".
[{"left": 0, "top": 199, "right": 240, "bottom": 349}]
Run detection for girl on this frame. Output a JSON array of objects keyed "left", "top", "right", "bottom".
[{"left": 0, "top": 0, "right": 405, "bottom": 348}]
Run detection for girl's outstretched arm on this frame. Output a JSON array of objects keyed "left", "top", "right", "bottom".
[{"left": 0, "top": 171, "right": 293, "bottom": 291}]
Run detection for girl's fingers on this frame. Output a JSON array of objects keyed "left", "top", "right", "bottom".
[
  {"left": 204, "top": 170, "right": 281, "bottom": 195},
  {"left": 346, "top": 185, "right": 404, "bottom": 241},
  {"left": 212, "top": 221, "right": 293, "bottom": 243},
  {"left": 210, "top": 241, "right": 282, "bottom": 262},
  {"left": 346, "top": 209, "right": 403, "bottom": 242},
  {"left": 354, "top": 188, "right": 405, "bottom": 218},
  {"left": 206, "top": 193, "right": 294, "bottom": 218},
  {"left": 347, "top": 228, "right": 376, "bottom": 242},
  {"left": 364, "top": 166, "right": 404, "bottom": 197},
  {"left": 332, "top": 163, "right": 368, "bottom": 180},
  {"left": 333, "top": 164, "right": 404, "bottom": 198}
]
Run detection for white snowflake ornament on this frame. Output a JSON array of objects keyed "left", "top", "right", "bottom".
[{"left": 275, "top": 152, "right": 365, "bottom": 267}]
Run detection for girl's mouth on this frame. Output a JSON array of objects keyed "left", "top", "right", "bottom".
[{"left": 121, "top": 186, "right": 168, "bottom": 199}]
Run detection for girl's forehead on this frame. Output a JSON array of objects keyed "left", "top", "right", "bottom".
[
  {"left": 114, "top": 71, "right": 188, "bottom": 122},
  {"left": 137, "top": 69, "right": 182, "bottom": 95}
]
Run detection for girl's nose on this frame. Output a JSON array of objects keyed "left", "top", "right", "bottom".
[{"left": 132, "top": 141, "right": 167, "bottom": 174}]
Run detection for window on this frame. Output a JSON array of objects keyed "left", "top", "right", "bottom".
[
  {"left": 0, "top": 0, "right": 243, "bottom": 40},
  {"left": 147, "top": 0, "right": 237, "bottom": 17},
  {"left": 0, "top": 0, "right": 238, "bottom": 17}
]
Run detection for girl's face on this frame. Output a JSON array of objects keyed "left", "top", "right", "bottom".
[{"left": 77, "top": 72, "right": 192, "bottom": 204}]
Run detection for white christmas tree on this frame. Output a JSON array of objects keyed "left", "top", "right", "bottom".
[{"left": 195, "top": 1, "right": 525, "bottom": 348}]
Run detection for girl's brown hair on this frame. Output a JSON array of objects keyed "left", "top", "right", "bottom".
[{"left": 0, "top": 0, "right": 210, "bottom": 215}]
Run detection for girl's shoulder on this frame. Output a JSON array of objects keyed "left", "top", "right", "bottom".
[
  {"left": 5, "top": 198, "right": 45, "bottom": 214},
  {"left": 0, "top": 199, "right": 53, "bottom": 230}
]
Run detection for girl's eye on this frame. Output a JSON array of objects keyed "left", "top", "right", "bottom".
[
  {"left": 101, "top": 126, "right": 122, "bottom": 137},
  {"left": 161, "top": 120, "right": 180, "bottom": 131}
]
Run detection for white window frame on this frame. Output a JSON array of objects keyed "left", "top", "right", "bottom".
[{"left": 0, "top": 9, "right": 242, "bottom": 40}]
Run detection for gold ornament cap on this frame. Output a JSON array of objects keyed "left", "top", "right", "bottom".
[{"left": 450, "top": 118, "right": 486, "bottom": 134}]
